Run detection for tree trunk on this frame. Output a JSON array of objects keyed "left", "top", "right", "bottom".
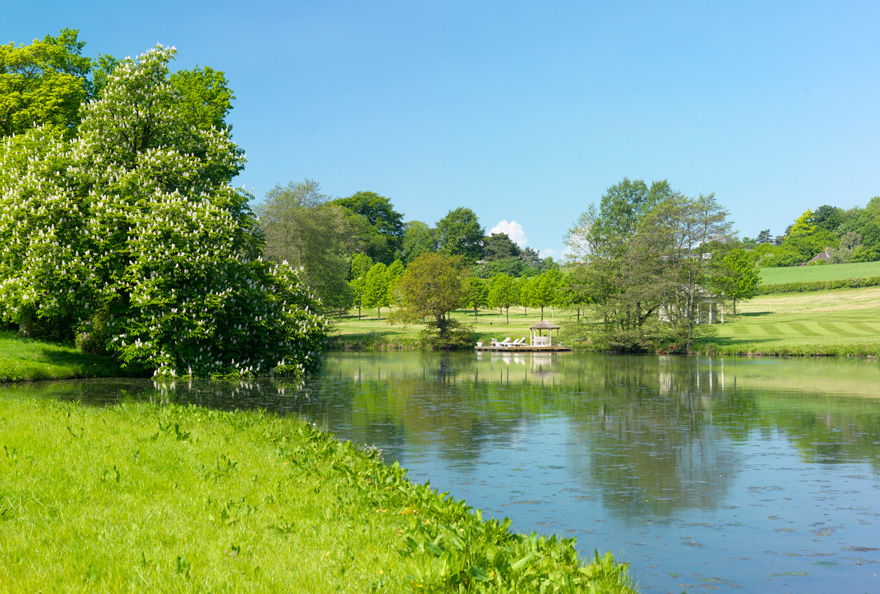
[{"left": 19, "top": 309, "right": 35, "bottom": 338}]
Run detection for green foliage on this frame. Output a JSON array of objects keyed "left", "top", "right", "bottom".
[
  {"left": 390, "top": 252, "right": 463, "bottom": 342},
  {"left": 0, "top": 28, "right": 92, "bottom": 137},
  {"left": 257, "top": 179, "right": 354, "bottom": 312},
  {"left": 567, "top": 180, "right": 733, "bottom": 352},
  {"left": 461, "top": 276, "right": 488, "bottom": 321},
  {"left": 0, "top": 46, "right": 327, "bottom": 377},
  {"left": 362, "top": 262, "right": 389, "bottom": 318},
  {"left": 401, "top": 220, "right": 436, "bottom": 264},
  {"left": 713, "top": 248, "right": 761, "bottom": 313},
  {"left": 486, "top": 273, "right": 519, "bottom": 325},
  {"left": 169, "top": 65, "right": 236, "bottom": 132},
  {"left": 436, "top": 207, "right": 485, "bottom": 263},
  {"left": 332, "top": 191, "right": 404, "bottom": 264},
  {"left": 0, "top": 396, "right": 636, "bottom": 593}
]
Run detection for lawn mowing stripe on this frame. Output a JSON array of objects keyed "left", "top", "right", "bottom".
[
  {"left": 816, "top": 322, "right": 858, "bottom": 338},
  {"left": 760, "top": 324, "right": 780, "bottom": 336},
  {"left": 788, "top": 323, "right": 822, "bottom": 337},
  {"left": 734, "top": 324, "right": 754, "bottom": 336},
  {"left": 848, "top": 322, "right": 880, "bottom": 335}
]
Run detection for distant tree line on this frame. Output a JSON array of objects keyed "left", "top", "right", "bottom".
[{"left": 742, "top": 201, "right": 880, "bottom": 267}]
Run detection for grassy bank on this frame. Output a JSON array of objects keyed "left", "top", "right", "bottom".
[
  {"left": 0, "top": 396, "right": 635, "bottom": 593},
  {"left": 0, "top": 330, "right": 137, "bottom": 382}
]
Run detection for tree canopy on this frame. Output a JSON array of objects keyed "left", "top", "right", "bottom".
[
  {"left": 390, "top": 252, "right": 462, "bottom": 340},
  {"left": 332, "top": 191, "right": 404, "bottom": 264},
  {"left": 257, "top": 180, "right": 354, "bottom": 312},
  {"left": 0, "top": 45, "right": 326, "bottom": 376},
  {"left": 436, "top": 207, "right": 485, "bottom": 263}
]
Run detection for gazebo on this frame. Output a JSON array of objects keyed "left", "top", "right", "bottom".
[{"left": 529, "top": 320, "right": 561, "bottom": 347}]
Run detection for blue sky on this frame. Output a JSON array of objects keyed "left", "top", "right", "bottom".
[{"left": 5, "top": 1, "right": 880, "bottom": 259}]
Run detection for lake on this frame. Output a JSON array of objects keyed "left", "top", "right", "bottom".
[{"left": 6, "top": 351, "right": 880, "bottom": 592}]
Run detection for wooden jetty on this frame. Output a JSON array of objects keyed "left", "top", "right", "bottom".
[
  {"left": 475, "top": 344, "right": 571, "bottom": 352},
  {"left": 476, "top": 320, "right": 571, "bottom": 352}
]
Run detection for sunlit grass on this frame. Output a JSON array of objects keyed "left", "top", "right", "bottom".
[
  {"left": 0, "top": 396, "right": 637, "bottom": 593},
  {"left": 760, "top": 261, "right": 880, "bottom": 285},
  {"left": 330, "top": 306, "right": 572, "bottom": 349},
  {"left": 701, "top": 287, "right": 880, "bottom": 356},
  {"left": 0, "top": 330, "right": 134, "bottom": 382}
]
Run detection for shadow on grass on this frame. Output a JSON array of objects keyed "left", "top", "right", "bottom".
[
  {"left": 38, "top": 347, "right": 148, "bottom": 378},
  {"left": 736, "top": 311, "right": 774, "bottom": 317}
]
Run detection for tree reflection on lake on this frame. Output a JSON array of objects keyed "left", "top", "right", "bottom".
[{"left": 6, "top": 351, "right": 880, "bottom": 592}]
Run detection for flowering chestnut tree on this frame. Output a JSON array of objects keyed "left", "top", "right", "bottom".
[{"left": 0, "top": 46, "right": 327, "bottom": 377}]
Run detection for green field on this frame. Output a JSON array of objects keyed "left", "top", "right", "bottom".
[
  {"left": 702, "top": 286, "right": 880, "bottom": 356},
  {"left": 333, "top": 287, "right": 880, "bottom": 357},
  {"left": 0, "top": 395, "right": 635, "bottom": 593},
  {"left": 331, "top": 306, "right": 572, "bottom": 349},
  {"left": 759, "top": 261, "right": 880, "bottom": 285}
]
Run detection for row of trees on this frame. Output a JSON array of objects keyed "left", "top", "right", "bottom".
[
  {"left": 346, "top": 254, "right": 576, "bottom": 324},
  {"left": 0, "top": 32, "right": 327, "bottom": 376},
  {"left": 255, "top": 179, "right": 557, "bottom": 313}
]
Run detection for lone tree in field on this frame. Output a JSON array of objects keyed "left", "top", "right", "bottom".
[{"left": 389, "top": 252, "right": 462, "bottom": 340}]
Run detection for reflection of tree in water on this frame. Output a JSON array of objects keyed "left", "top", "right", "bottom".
[
  {"left": 567, "top": 356, "right": 741, "bottom": 519},
  {"left": 11, "top": 351, "right": 880, "bottom": 495}
]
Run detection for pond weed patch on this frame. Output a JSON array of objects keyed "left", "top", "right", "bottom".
[{"left": 0, "top": 396, "right": 637, "bottom": 593}]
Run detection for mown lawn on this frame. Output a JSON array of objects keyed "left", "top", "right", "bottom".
[
  {"left": 759, "top": 261, "right": 880, "bottom": 285},
  {"left": 332, "top": 288, "right": 880, "bottom": 357},
  {"left": 330, "top": 306, "right": 572, "bottom": 349},
  {"left": 702, "top": 286, "right": 880, "bottom": 356}
]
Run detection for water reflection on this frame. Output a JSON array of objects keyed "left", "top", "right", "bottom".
[{"left": 5, "top": 352, "right": 880, "bottom": 592}]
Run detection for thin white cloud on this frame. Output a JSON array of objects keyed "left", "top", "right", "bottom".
[{"left": 489, "top": 219, "right": 527, "bottom": 247}]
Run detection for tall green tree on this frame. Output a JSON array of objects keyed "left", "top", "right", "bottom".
[
  {"left": 0, "top": 29, "right": 92, "bottom": 137},
  {"left": 332, "top": 191, "right": 404, "bottom": 264},
  {"left": 487, "top": 273, "right": 516, "bottom": 325},
  {"left": 400, "top": 220, "right": 436, "bottom": 264},
  {"left": 348, "top": 252, "right": 374, "bottom": 320},
  {"left": 385, "top": 259, "right": 405, "bottom": 306},
  {"left": 532, "top": 268, "right": 563, "bottom": 320},
  {"left": 0, "top": 45, "right": 327, "bottom": 376},
  {"left": 436, "top": 207, "right": 485, "bottom": 263},
  {"left": 362, "top": 262, "right": 389, "bottom": 319},
  {"left": 390, "top": 252, "right": 463, "bottom": 341},
  {"left": 257, "top": 180, "right": 353, "bottom": 312},
  {"left": 631, "top": 193, "right": 734, "bottom": 349},
  {"left": 461, "top": 276, "right": 488, "bottom": 322},
  {"left": 565, "top": 179, "right": 676, "bottom": 350},
  {"left": 713, "top": 248, "right": 760, "bottom": 314},
  {"left": 567, "top": 179, "right": 734, "bottom": 352}
]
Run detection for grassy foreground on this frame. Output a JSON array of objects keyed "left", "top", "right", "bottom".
[
  {"left": 0, "top": 396, "right": 636, "bottom": 593},
  {"left": 0, "top": 330, "right": 133, "bottom": 382}
]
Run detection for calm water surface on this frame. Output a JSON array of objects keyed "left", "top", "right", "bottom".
[{"left": 6, "top": 352, "right": 880, "bottom": 593}]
